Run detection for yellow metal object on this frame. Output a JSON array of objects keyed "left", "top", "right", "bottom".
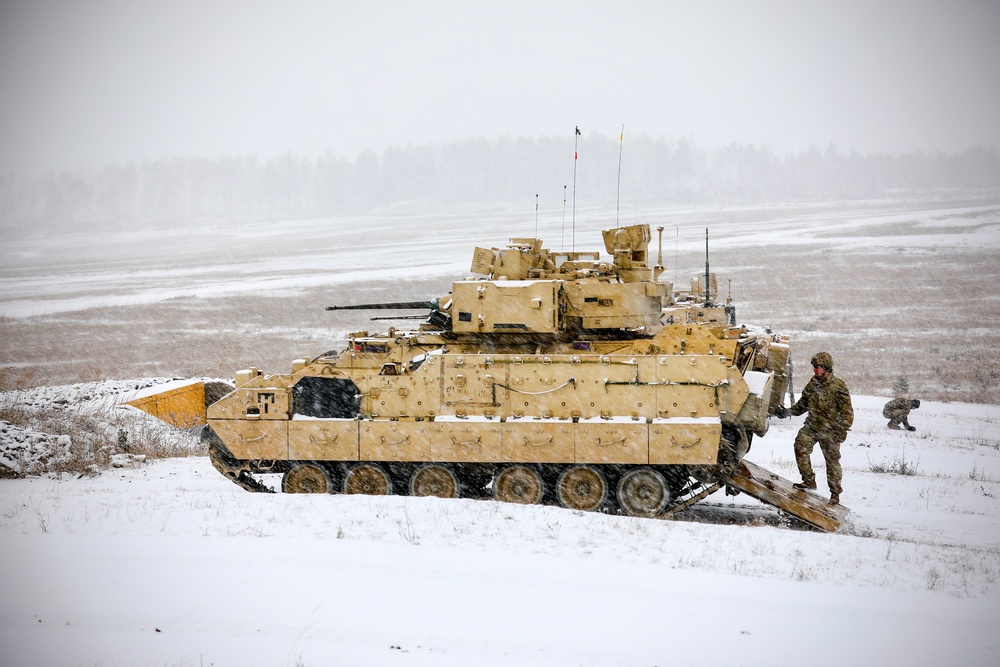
[{"left": 126, "top": 379, "right": 207, "bottom": 429}]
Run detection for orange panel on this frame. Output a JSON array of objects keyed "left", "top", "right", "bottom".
[{"left": 127, "top": 380, "right": 206, "bottom": 428}]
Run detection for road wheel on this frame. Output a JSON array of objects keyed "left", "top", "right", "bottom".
[
  {"left": 410, "top": 464, "right": 459, "bottom": 498},
  {"left": 556, "top": 466, "right": 607, "bottom": 511},
  {"left": 494, "top": 465, "right": 543, "bottom": 505},
  {"left": 281, "top": 463, "right": 333, "bottom": 494},
  {"left": 618, "top": 467, "right": 669, "bottom": 516},
  {"left": 343, "top": 463, "right": 391, "bottom": 495}
]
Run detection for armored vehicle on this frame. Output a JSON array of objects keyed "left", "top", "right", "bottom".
[{"left": 129, "top": 223, "right": 849, "bottom": 529}]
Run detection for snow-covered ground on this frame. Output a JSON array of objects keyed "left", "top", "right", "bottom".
[
  {"left": 2, "top": 198, "right": 999, "bottom": 665},
  {"left": 0, "top": 384, "right": 998, "bottom": 666}
]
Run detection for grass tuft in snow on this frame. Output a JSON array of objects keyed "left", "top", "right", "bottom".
[{"left": 867, "top": 452, "right": 921, "bottom": 476}]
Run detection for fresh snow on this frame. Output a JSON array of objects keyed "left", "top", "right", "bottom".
[
  {"left": 2, "top": 199, "right": 999, "bottom": 664},
  {"left": 1, "top": 384, "right": 998, "bottom": 666}
]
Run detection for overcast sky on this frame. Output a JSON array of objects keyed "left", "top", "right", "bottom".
[{"left": 1, "top": 0, "right": 999, "bottom": 174}]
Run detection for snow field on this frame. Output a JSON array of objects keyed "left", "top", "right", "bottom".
[
  {"left": 0, "top": 392, "right": 998, "bottom": 666},
  {"left": 2, "top": 199, "right": 999, "bottom": 664}
]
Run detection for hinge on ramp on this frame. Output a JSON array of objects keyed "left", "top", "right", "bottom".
[
  {"left": 660, "top": 481, "right": 723, "bottom": 520},
  {"left": 726, "top": 460, "right": 850, "bottom": 532}
]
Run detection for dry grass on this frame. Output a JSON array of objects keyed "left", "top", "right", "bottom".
[
  {"left": 0, "top": 276, "right": 453, "bottom": 387},
  {"left": 0, "top": 375, "right": 202, "bottom": 476},
  {"left": 866, "top": 452, "right": 921, "bottom": 476},
  {"left": 714, "top": 245, "right": 1000, "bottom": 405},
  {"left": 0, "top": 202, "right": 998, "bottom": 405}
]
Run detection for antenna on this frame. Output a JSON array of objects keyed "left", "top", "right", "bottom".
[
  {"left": 561, "top": 184, "right": 567, "bottom": 248},
  {"left": 572, "top": 126, "right": 580, "bottom": 252},
  {"left": 704, "top": 228, "right": 711, "bottom": 306},
  {"left": 534, "top": 193, "right": 539, "bottom": 239},
  {"left": 616, "top": 124, "right": 624, "bottom": 227}
]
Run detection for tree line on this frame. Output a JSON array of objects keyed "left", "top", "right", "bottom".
[{"left": 1, "top": 134, "right": 998, "bottom": 235}]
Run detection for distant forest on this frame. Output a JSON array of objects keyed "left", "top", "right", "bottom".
[{"left": 2, "top": 133, "right": 998, "bottom": 234}]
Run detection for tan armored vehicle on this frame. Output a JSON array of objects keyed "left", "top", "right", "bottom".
[{"left": 130, "top": 223, "right": 849, "bottom": 530}]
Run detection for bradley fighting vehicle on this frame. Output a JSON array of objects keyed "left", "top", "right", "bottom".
[{"left": 128, "top": 223, "right": 849, "bottom": 530}]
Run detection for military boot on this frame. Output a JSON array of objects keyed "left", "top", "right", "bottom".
[
  {"left": 829, "top": 492, "right": 840, "bottom": 505},
  {"left": 887, "top": 421, "right": 901, "bottom": 430},
  {"left": 793, "top": 480, "right": 817, "bottom": 490}
]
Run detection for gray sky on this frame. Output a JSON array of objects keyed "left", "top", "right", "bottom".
[{"left": 2, "top": 0, "right": 999, "bottom": 174}]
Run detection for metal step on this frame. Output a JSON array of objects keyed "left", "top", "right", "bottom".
[
  {"left": 661, "top": 482, "right": 723, "bottom": 520},
  {"left": 727, "top": 460, "right": 850, "bottom": 532}
]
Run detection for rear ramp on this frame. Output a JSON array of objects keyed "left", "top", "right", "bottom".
[{"left": 727, "top": 460, "right": 850, "bottom": 532}]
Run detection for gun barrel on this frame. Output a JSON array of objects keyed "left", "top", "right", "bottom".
[{"left": 326, "top": 301, "right": 434, "bottom": 311}]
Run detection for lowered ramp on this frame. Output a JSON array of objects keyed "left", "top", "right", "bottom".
[{"left": 728, "top": 460, "right": 850, "bottom": 532}]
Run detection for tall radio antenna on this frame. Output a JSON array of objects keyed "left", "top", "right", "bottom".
[
  {"left": 704, "top": 228, "right": 712, "bottom": 306},
  {"left": 572, "top": 125, "right": 580, "bottom": 251},
  {"left": 534, "top": 193, "right": 539, "bottom": 239}
]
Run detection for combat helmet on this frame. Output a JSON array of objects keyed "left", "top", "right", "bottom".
[{"left": 810, "top": 351, "right": 834, "bottom": 371}]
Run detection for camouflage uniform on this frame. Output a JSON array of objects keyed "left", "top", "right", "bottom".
[
  {"left": 789, "top": 353, "right": 853, "bottom": 497},
  {"left": 882, "top": 397, "right": 918, "bottom": 430}
]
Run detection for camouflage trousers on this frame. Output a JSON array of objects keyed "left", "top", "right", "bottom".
[
  {"left": 883, "top": 407, "right": 908, "bottom": 427},
  {"left": 793, "top": 425, "right": 843, "bottom": 495}
]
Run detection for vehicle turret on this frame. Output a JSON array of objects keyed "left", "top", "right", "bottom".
[{"left": 328, "top": 224, "right": 670, "bottom": 338}]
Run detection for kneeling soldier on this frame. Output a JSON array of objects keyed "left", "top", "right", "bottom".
[{"left": 883, "top": 397, "right": 920, "bottom": 431}]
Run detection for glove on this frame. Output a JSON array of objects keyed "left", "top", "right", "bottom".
[
  {"left": 906, "top": 425, "right": 916, "bottom": 432},
  {"left": 773, "top": 406, "right": 789, "bottom": 419}
]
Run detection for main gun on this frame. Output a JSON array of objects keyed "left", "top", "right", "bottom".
[
  {"left": 327, "top": 300, "right": 449, "bottom": 326},
  {"left": 326, "top": 301, "right": 434, "bottom": 311}
]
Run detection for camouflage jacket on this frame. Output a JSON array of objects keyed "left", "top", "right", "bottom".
[
  {"left": 790, "top": 372, "right": 854, "bottom": 440},
  {"left": 882, "top": 397, "right": 912, "bottom": 418}
]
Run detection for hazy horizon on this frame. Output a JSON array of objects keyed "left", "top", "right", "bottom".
[{"left": 2, "top": 0, "right": 999, "bottom": 175}]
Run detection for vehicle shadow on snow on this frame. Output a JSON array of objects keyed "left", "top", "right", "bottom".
[{"left": 670, "top": 502, "right": 822, "bottom": 532}]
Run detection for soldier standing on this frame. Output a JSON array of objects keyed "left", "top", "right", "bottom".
[
  {"left": 882, "top": 398, "right": 920, "bottom": 431},
  {"left": 776, "top": 352, "right": 854, "bottom": 505}
]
